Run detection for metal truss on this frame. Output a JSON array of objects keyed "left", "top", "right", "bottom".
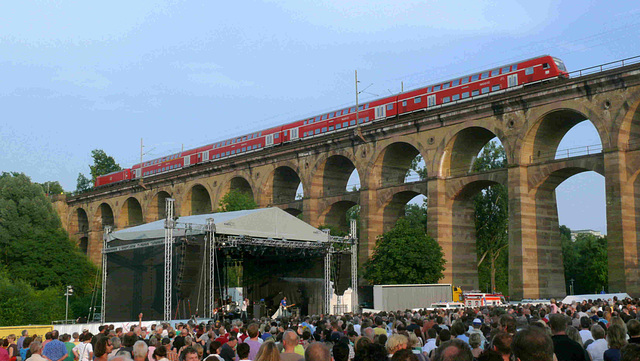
[
  {"left": 101, "top": 225, "right": 112, "bottom": 322},
  {"left": 350, "top": 219, "right": 359, "bottom": 313},
  {"left": 207, "top": 218, "right": 215, "bottom": 319},
  {"left": 163, "top": 198, "right": 175, "bottom": 321}
]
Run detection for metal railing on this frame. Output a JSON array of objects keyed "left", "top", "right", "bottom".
[
  {"left": 568, "top": 55, "right": 640, "bottom": 78},
  {"left": 529, "top": 144, "right": 603, "bottom": 163}
]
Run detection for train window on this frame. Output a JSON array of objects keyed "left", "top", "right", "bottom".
[
  {"left": 501, "top": 66, "right": 509, "bottom": 73},
  {"left": 543, "top": 63, "right": 550, "bottom": 69},
  {"left": 343, "top": 121, "right": 348, "bottom": 127},
  {"left": 402, "top": 101, "right": 407, "bottom": 106},
  {"left": 365, "top": 103, "right": 369, "bottom": 109},
  {"left": 471, "top": 74, "right": 479, "bottom": 81},
  {"left": 461, "top": 77, "right": 469, "bottom": 84},
  {"left": 525, "top": 67, "right": 534, "bottom": 75},
  {"left": 492, "top": 85, "right": 500, "bottom": 91},
  {"left": 336, "top": 124, "right": 341, "bottom": 129},
  {"left": 231, "top": 150, "right": 236, "bottom": 155},
  {"left": 491, "top": 69, "right": 499, "bottom": 76},
  {"left": 452, "top": 79, "right": 460, "bottom": 86},
  {"left": 243, "top": 136, "right": 247, "bottom": 141},
  {"left": 364, "top": 117, "right": 369, "bottom": 122},
  {"left": 303, "top": 132, "right": 307, "bottom": 137},
  {"left": 322, "top": 114, "right": 327, "bottom": 120},
  {"left": 257, "top": 144, "right": 261, "bottom": 148},
  {"left": 442, "top": 82, "right": 450, "bottom": 89},
  {"left": 315, "top": 129, "right": 320, "bottom": 135},
  {"left": 358, "top": 105, "right": 364, "bottom": 111},
  {"left": 284, "top": 130, "right": 288, "bottom": 136},
  {"left": 452, "top": 94, "right": 460, "bottom": 101},
  {"left": 512, "top": 64, "right": 518, "bottom": 71},
  {"left": 482, "top": 87, "right": 490, "bottom": 94},
  {"left": 259, "top": 131, "right": 262, "bottom": 136},
  {"left": 274, "top": 133, "right": 279, "bottom": 139},
  {"left": 322, "top": 127, "right": 327, "bottom": 132},
  {"left": 359, "top": 118, "right": 364, "bottom": 124},
  {"left": 226, "top": 151, "right": 230, "bottom": 156},
  {"left": 350, "top": 120, "right": 356, "bottom": 126},
  {"left": 442, "top": 97, "right": 450, "bottom": 103},
  {"left": 472, "top": 90, "right": 480, "bottom": 96},
  {"left": 433, "top": 85, "right": 441, "bottom": 91},
  {"left": 351, "top": 107, "right": 356, "bottom": 112},
  {"left": 415, "top": 96, "right": 421, "bottom": 103},
  {"left": 462, "top": 92, "right": 469, "bottom": 99},
  {"left": 242, "top": 147, "right": 246, "bottom": 152},
  {"left": 387, "top": 104, "right": 393, "bottom": 110},
  {"left": 329, "top": 126, "right": 334, "bottom": 131}
]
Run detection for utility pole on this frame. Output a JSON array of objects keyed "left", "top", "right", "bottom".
[
  {"left": 65, "top": 285, "right": 74, "bottom": 323},
  {"left": 355, "top": 70, "right": 359, "bottom": 127},
  {"left": 140, "top": 138, "right": 143, "bottom": 165}
]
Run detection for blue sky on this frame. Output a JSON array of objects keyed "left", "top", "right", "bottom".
[{"left": 2, "top": 0, "right": 639, "bottom": 234}]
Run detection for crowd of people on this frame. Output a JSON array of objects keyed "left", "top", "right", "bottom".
[{"left": 3, "top": 296, "right": 640, "bottom": 361}]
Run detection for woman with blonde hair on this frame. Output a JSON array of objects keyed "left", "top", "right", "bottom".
[
  {"left": 254, "top": 341, "right": 280, "bottom": 361},
  {"left": 604, "top": 324, "right": 627, "bottom": 361}
]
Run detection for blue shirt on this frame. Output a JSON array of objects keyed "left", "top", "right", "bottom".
[
  {"left": 280, "top": 299, "right": 287, "bottom": 307},
  {"left": 43, "top": 340, "right": 68, "bottom": 361}
]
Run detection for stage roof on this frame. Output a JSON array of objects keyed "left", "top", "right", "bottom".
[{"left": 108, "top": 207, "right": 329, "bottom": 243}]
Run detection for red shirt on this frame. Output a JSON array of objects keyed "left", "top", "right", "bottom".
[{"left": 215, "top": 335, "right": 229, "bottom": 345}]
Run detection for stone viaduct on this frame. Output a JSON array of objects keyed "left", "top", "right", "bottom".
[{"left": 59, "top": 61, "right": 640, "bottom": 300}]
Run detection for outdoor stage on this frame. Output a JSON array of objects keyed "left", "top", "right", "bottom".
[{"left": 101, "top": 202, "right": 357, "bottom": 322}]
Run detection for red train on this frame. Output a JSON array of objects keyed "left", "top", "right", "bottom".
[{"left": 95, "top": 55, "right": 569, "bottom": 187}]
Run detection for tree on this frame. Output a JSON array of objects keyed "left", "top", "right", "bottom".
[
  {"left": 217, "top": 189, "right": 257, "bottom": 212},
  {"left": 38, "top": 181, "right": 64, "bottom": 195},
  {"left": 89, "top": 149, "right": 122, "bottom": 183},
  {"left": 407, "top": 155, "right": 428, "bottom": 180},
  {"left": 0, "top": 173, "right": 98, "bottom": 296},
  {"left": 473, "top": 140, "right": 509, "bottom": 294},
  {"left": 0, "top": 271, "right": 65, "bottom": 326},
  {"left": 404, "top": 200, "right": 428, "bottom": 233},
  {"left": 76, "top": 173, "right": 92, "bottom": 192},
  {"left": 363, "top": 218, "right": 445, "bottom": 284},
  {"left": 561, "top": 227, "right": 608, "bottom": 294}
]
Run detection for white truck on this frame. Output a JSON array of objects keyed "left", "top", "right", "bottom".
[{"left": 373, "top": 284, "right": 461, "bottom": 311}]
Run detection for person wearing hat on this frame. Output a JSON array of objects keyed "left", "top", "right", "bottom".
[{"left": 468, "top": 318, "right": 486, "bottom": 349}]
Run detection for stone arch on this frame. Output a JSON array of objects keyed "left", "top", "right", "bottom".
[
  {"left": 318, "top": 200, "right": 358, "bottom": 233},
  {"left": 148, "top": 191, "right": 172, "bottom": 220},
  {"left": 378, "top": 190, "right": 425, "bottom": 232},
  {"left": 317, "top": 155, "right": 361, "bottom": 196},
  {"left": 79, "top": 237, "right": 89, "bottom": 255},
  {"left": 119, "top": 197, "right": 143, "bottom": 228},
  {"left": 74, "top": 208, "right": 89, "bottom": 235},
  {"left": 519, "top": 106, "right": 607, "bottom": 164},
  {"left": 264, "top": 166, "right": 303, "bottom": 204},
  {"left": 93, "top": 202, "right": 115, "bottom": 232},
  {"left": 615, "top": 89, "right": 640, "bottom": 148},
  {"left": 440, "top": 126, "right": 506, "bottom": 177},
  {"left": 215, "top": 176, "right": 255, "bottom": 210},
  {"left": 284, "top": 208, "right": 302, "bottom": 217},
  {"left": 181, "top": 184, "right": 212, "bottom": 216},
  {"left": 371, "top": 142, "right": 424, "bottom": 188}
]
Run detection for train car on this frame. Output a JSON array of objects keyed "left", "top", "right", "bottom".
[
  {"left": 95, "top": 55, "right": 569, "bottom": 188},
  {"left": 95, "top": 169, "right": 132, "bottom": 187}
]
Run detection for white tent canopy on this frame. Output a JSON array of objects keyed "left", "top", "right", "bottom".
[{"left": 108, "top": 207, "right": 329, "bottom": 243}]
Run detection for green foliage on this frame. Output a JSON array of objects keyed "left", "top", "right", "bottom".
[
  {"left": 0, "top": 271, "right": 66, "bottom": 326},
  {"left": 363, "top": 218, "right": 445, "bottom": 285},
  {"left": 473, "top": 141, "right": 509, "bottom": 294},
  {"left": 89, "top": 149, "right": 122, "bottom": 183},
  {"left": 562, "top": 228, "right": 608, "bottom": 294},
  {"left": 317, "top": 224, "right": 348, "bottom": 237},
  {"left": 407, "top": 155, "right": 428, "bottom": 180},
  {"left": 404, "top": 200, "right": 428, "bottom": 233},
  {"left": 217, "top": 189, "right": 257, "bottom": 212},
  {"left": 38, "top": 181, "right": 65, "bottom": 195},
  {"left": 76, "top": 173, "right": 92, "bottom": 192},
  {"left": 0, "top": 173, "right": 98, "bottom": 297}
]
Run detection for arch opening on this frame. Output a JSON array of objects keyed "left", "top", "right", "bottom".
[
  {"left": 149, "top": 191, "right": 172, "bottom": 220},
  {"left": 381, "top": 191, "right": 425, "bottom": 233},
  {"left": 322, "top": 155, "right": 360, "bottom": 196},
  {"left": 121, "top": 197, "right": 143, "bottom": 228},
  {"left": 553, "top": 118, "right": 603, "bottom": 160},
  {"left": 405, "top": 154, "right": 427, "bottom": 183},
  {"left": 443, "top": 127, "right": 502, "bottom": 177},
  {"left": 98, "top": 203, "right": 114, "bottom": 229},
  {"left": 377, "top": 142, "right": 421, "bottom": 187},
  {"left": 229, "top": 177, "right": 253, "bottom": 199},
  {"left": 537, "top": 168, "right": 607, "bottom": 295},
  {"left": 284, "top": 208, "right": 302, "bottom": 217},
  {"left": 319, "top": 201, "right": 359, "bottom": 235},
  {"left": 272, "top": 166, "right": 302, "bottom": 204},
  {"left": 76, "top": 208, "right": 89, "bottom": 234},
  {"left": 190, "top": 185, "right": 212, "bottom": 215},
  {"left": 79, "top": 237, "right": 89, "bottom": 255}
]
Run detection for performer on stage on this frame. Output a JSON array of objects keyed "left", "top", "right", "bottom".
[
  {"left": 271, "top": 296, "right": 292, "bottom": 319},
  {"left": 241, "top": 298, "right": 249, "bottom": 321}
]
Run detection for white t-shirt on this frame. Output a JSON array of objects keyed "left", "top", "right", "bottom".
[{"left": 73, "top": 342, "right": 93, "bottom": 361}]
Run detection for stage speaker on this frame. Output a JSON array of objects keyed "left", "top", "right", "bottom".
[
  {"left": 253, "top": 304, "right": 262, "bottom": 318},
  {"left": 176, "top": 240, "right": 202, "bottom": 299}
]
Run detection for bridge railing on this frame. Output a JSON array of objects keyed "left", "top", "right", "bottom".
[
  {"left": 529, "top": 144, "right": 603, "bottom": 163},
  {"left": 569, "top": 55, "right": 640, "bottom": 78}
]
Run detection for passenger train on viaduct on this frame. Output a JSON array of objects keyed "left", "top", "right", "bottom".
[{"left": 95, "top": 55, "right": 569, "bottom": 187}]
